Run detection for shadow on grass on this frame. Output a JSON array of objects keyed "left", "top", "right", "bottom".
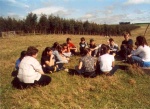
[
  {"left": 67, "top": 69, "right": 97, "bottom": 78},
  {"left": 68, "top": 68, "right": 80, "bottom": 76}
]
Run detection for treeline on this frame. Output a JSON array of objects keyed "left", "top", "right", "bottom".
[{"left": 0, "top": 13, "right": 140, "bottom": 36}]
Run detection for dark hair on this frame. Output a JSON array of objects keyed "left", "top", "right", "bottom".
[
  {"left": 123, "top": 31, "right": 131, "bottom": 37},
  {"left": 66, "top": 38, "right": 71, "bottom": 42},
  {"left": 57, "top": 45, "right": 63, "bottom": 54},
  {"left": 26, "top": 46, "right": 38, "bottom": 56},
  {"left": 52, "top": 42, "right": 59, "bottom": 49},
  {"left": 90, "top": 38, "right": 94, "bottom": 43},
  {"left": 62, "top": 43, "right": 68, "bottom": 47},
  {"left": 83, "top": 48, "right": 91, "bottom": 56},
  {"left": 19, "top": 50, "right": 26, "bottom": 60},
  {"left": 100, "top": 44, "right": 110, "bottom": 55},
  {"left": 109, "top": 38, "right": 114, "bottom": 42},
  {"left": 81, "top": 37, "right": 85, "bottom": 41},
  {"left": 42, "top": 47, "right": 52, "bottom": 57},
  {"left": 136, "top": 36, "right": 148, "bottom": 47}
]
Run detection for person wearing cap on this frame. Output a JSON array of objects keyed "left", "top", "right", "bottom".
[
  {"left": 79, "top": 37, "right": 88, "bottom": 55},
  {"left": 108, "top": 38, "right": 119, "bottom": 55}
]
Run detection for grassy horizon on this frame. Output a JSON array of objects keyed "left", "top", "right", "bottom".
[{"left": 0, "top": 24, "right": 150, "bottom": 109}]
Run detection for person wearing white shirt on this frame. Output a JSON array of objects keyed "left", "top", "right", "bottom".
[
  {"left": 128, "top": 36, "right": 150, "bottom": 67},
  {"left": 97, "top": 44, "right": 118, "bottom": 76},
  {"left": 12, "top": 46, "right": 51, "bottom": 89}
]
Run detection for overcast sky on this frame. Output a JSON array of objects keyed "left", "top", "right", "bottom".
[{"left": 0, "top": 0, "right": 150, "bottom": 24}]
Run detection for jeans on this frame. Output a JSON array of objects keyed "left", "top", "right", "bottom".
[
  {"left": 75, "top": 66, "right": 84, "bottom": 74},
  {"left": 143, "top": 61, "right": 150, "bottom": 67},
  {"left": 131, "top": 56, "right": 143, "bottom": 66},
  {"left": 109, "top": 65, "right": 119, "bottom": 75}
]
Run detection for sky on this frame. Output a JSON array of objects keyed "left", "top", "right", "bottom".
[{"left": 0, "top": 0, "right": 150, "bottom": 24}]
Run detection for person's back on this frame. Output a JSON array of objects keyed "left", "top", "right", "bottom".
[
  {"left": 99, "top": 53, "right": 114, "bottom": 72},
  {"left": 80, "top": 55, "right": 95, "bottom": 72},
  {"left": 12, "top": 46, "right": 51, "bottom": 89},
  {"left": 97, "top": 44, "right": 118, "bottom": 75},
  {"left": 75, "top": 48, "right": 96, "bottom": 78},
  {"left": 18, "top": 56, "right": 42, "bottom": 83}
]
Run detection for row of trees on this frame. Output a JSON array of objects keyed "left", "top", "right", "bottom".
[{"left": 0, "top": 13, "right": 140, "bottom": 36}]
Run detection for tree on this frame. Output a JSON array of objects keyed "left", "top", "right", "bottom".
[
  {"left": 25, "top": 13, "right": 37, "bottom": 34},
  {"left": 38, "top": 14, "right": 48, "bottom": 34}
]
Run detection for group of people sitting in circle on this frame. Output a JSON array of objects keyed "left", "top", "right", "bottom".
[{"left": 12, "top": 32, "right": 150, "bottom": 89}]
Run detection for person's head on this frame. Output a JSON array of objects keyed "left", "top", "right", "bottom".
[
  {"left": 62, "top": 43, "right": 68, "bottom": 49},
  {"left": 100, "top": 44, "right": 110, "bottom": 55},
  {"left": 19, "top": 50, "right": 26, "bottom": 60},
  {"left": 81, "top": 37, "right": 85, "bottom": 42},
  {"left": 109, "top": 38, "right": 114, "bottom": 45},
  {"left": 123, "top": 32, "right": 130, "bottom": 41},
  {"left": 53, "top": 42, "right": 59, "bottom": 49},
  {"left": 90, "top": 39, "right": 94, "bottom": 45},
  {"left": 66, "top": 38, "right": 71, "bottom": 43},
  {"left": 42, "top": 47, "right": 53, "bottom": 57},
  {"left": 57, "top": 45, "right": 63, "bottom": 53},
  {"left": 136, "top": 36, "right": 148, "bottom": 47},
  {"left": 26, "top": 46, "right": 38, "bottom": 58},
  {"left": 83, "top": 48, "right": 91, "bottom": 56}
]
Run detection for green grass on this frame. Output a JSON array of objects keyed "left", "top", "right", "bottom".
[{"left": 0, "top": 25, "right": 150, "bottom": 109}]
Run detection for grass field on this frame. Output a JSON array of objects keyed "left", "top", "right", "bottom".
[{"left": 0, "top": 24, "right": 150, "bottom": 109}]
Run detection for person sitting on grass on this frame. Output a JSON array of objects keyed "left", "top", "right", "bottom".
[
  {"left": 108, "top": 38, "right": 119, "bottom": 55},
  {"left": 89, "top": 38, "right": 97, "bottom": 57},
  {"left": 89, "top": 38, "right": 102, "bottom": 57},
  {"left": 62, "top": 43, "right": 71, "bottom": 57},
  {"left": 66, "top": 38, "right": 77, "bottom": 55},
  {"left": 41, "top": 47, "right": 57, "bottom": 73},
  {"left": 12, "top": 50, "right": 27, "bottom": 77},
  {"left": 15, "top": 50, "right": 27, "bottom": 70},
  {"left": 119, "top": 32, "right": 133, "bottom": 61},
  {"left": 12, "top": 46, "right": 51, "bottom": 89},
  {"left": 96, "top": 44, "right": 118, "bottom": 76},
  {"left": 79, "top": 37, "right": 88, "bottom": 55},
  {"left": 128, "top": 36, "right": 150, "bottom": 68},
  {"left": 75, "top": 48, "right": 97, "bottom": 78},
  {"left": 57, "top": 45, "right": 70, "bottom": 63},
  {"left": 52, "top": 42, "right": 68, "bottom": 70}
]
